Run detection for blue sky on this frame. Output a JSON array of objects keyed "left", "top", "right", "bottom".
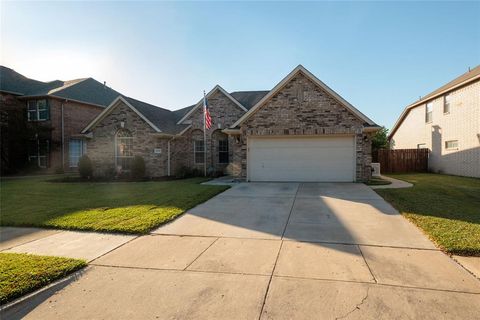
[{"left": 1, "top": 1, "right": 479, "bottom": 129}]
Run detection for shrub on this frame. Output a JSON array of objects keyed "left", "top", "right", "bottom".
[
  {"left": 78, "top": 155, "right": 93, "bottom": 179},
  {"left": 103, "top": 166, "right": 116, "bottom": 180},
  {"left": 175, "top": 166, "right": 192, "bottom": 179},
  {"left": 54, "top": 166, "right": 64, "bottom": 174},
  {"left": 131, "top": 156, "right": 146, "bottom": 179}
]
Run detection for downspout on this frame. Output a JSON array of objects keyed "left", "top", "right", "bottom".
[
  {"left": 61, "top": 101, "right": 65, "bottom": 170},
  {"left": 167, "top": 136, "right": 175, "bottom": 176}
]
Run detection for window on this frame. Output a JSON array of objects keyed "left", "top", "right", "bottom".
[
  {"left": 445, "top": 140, "right": 458, "bottom": 150},
  {"left": 194, "top": 140, "right": 204, "bottom": 164},
  {"left": 218, "top": 140, "right": 229, "bottom": 164},
  {"left": 69, "top": 139, "right": 85, "bottom": 167},
  {"left": 28, "top": 139, "right": 50, "bottom": 168},
  {"left": 425, "top": 102, "right": 433, "bottom": 123},
  {"left": 115, "top": 129, "right": 133, "bottom": 171},
  {"left": 27, "top": 99, "right": 49, "bottom": 121},
  {"left": 444, "top": 94, "right": 451, "bottom": 114}
]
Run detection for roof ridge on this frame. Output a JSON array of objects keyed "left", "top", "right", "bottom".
[{"left": 47, "top": 78, "right": 90, "bottom": 95}]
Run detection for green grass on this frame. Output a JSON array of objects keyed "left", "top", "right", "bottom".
[
  {"left": 0, "top": 253, "right": 86, "bottom": 305},
  {"left": 0, "top": 177, "right": 228, "bottom": 234},
  {"left": 375, "top": 173, "right": 480, "bottom": 256}
]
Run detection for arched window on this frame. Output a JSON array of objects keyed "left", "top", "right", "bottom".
[{"left": 115, "top": 129, "right": 133, "bottom": 171}]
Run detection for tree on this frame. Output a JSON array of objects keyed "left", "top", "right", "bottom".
[{"left": 371, "top": 126, "right": 390, "bottom": 151}]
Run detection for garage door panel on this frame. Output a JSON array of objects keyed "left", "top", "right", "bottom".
[{"left": 248, "top": 136, "right": 355, "bottom": 182}]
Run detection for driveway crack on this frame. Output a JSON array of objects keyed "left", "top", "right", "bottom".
[{"left": 335, "top": 286, "right": 370, "bottom": 320}]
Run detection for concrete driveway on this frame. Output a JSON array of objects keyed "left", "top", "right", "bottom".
[{"left": 10, "top": 183, "right": 480, "bottom": 319}]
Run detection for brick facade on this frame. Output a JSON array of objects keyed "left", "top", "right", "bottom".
[
  {"left": 171, "top": 89, "right": 246, "bottom": 175},
  {"left": 232, "top": 71, "right": 374, "bottom": 181},
  {"left": 0, "top": 93, "right": 103, "bottom": 174},
  {"left": 84, "top": 71, "right": 375, "bottom": 181},
  {"left": 86, "top": 100, "right": 169, "bottom": 177}
]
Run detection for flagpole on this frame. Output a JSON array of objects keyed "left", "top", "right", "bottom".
[{"left": 203, "top": 90, "right": 207, "bottom": 177}]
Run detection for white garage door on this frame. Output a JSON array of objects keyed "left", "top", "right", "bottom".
[{"left": 248, "top": 136, "right": 355, "bottom": 182}]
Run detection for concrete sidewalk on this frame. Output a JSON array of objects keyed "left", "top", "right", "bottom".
[
  {"left": 1, "top": 227, "right": 136, "bottom": 262},
  {"left": 3, "top": 183, "right": 479, "bottom": 319}
]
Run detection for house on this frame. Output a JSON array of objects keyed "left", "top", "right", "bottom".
[
  {"left": 389, "top": 66, "right": 480, "bottom": 178},
  {"left": 0, "top": 66, "right": 120, "bottom": 174},
  {"left": 83, "top": 65, "right": 379, "bottom": 182}
]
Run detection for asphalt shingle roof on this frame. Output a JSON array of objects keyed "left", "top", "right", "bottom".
[
  {"left": 230, "top": 90, "right": 269, "bottom": 110},
  {"left": 0, "top": 66, "right": 270, "bottom": 135},
  {"left": 123, "top": 97, "right": 189, "bottom": 134},
  {"left": 0, "top": 66, "right": 121, "bottom": 107}
]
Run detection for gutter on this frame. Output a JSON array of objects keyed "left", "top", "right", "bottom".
[{"left": 222, "top": 128, "right": 241, "bottom": 135}]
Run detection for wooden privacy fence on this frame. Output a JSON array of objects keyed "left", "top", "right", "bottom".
[{"left": 373, "top": 148, "right": 429, "bottom": 173}]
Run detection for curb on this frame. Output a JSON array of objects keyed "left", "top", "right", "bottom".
[{"left": 0, "top": 268, "right": 87, "bottom": 320}]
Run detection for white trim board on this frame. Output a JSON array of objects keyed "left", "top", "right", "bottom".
[
  {"left": 232, "top": 65, "right": 376, "bottom": 128},
  {"left": 176, "top": 85, "right": 248, "bottom": 125},
  {"left": 81, "top": 96, "right": 162, "bottom": 133}
]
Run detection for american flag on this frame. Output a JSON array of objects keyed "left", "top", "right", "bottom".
[{"left": 204, "top": 93, "right": 212, "bottom": 129}]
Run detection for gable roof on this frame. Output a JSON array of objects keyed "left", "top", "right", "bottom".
[
  {"left": 0, "top": 66, "right": 121, "bottom": 107},
  {"left": 389, "top": 65, "right": 480, "bottom": 139},
  {"left": 82, "top": 96, "right": 191, "bottom": 135},
  {"left": 231, "top": 65, "right": 377, "bottom": 128},
  {"left": 176, "top": 85, "right": 249, "bottom": 124}
]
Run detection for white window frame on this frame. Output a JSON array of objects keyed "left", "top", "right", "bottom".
[
  {"left": 194, "top": 140, "right": 205, "bottom": 164},
  {"left": 425, "top": 102, "right": 433, "bottom": 123},
  {"left": 443, "top": 94, "right": 451, "bottom": 114},
  {"left": 445, "top": 140, "right": 458, "bottom": 150},
  {"left": 218, "top": 139, "right": 229, "bottom": 164},
  {"left": 115, "top": 130, "right": 134, "bottom": 171},
  {"left": 27, "top": 99, "right": 48, "bottom": 121},
  {"left": 417, "top": 143, "right": 427, "bottom": 149},
  {"left": 69, "top": 139, "right": 86, "bottom": 168},
  {"left": 28, "top": 139, "right": 49, "bottom": 168}
]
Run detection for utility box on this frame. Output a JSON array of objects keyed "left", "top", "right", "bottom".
[{"left": 371, "top": 163, "right": 381, "bottom": 177}]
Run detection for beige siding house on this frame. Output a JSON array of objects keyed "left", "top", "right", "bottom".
[{"left": 389, "top": 66, "right": 480, "bottom": 178}]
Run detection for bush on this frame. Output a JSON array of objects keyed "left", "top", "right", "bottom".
[
  {"left": 175, "top": 166, "right": 192, "bottom": 179},
  {"left": 130, "top": 156, "right": 146, "bottom": 179},
  {"left": 175, "top": 166, "right": 204, "bottom": 179},
  {"left": 78, "top": 155, "right": 93, "bottom": 179},
  {"left": 103, "top": 166, "right": 116, "bottom": 180},
  {"left": 54, "top": 166, "right": 64, "bottom": 174}
]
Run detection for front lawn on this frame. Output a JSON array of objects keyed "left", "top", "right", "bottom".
[
  {"left": 375, "top": 173, "right": 480, "bottom": 256},
  {"left": 1, "top": 177, "right": 228, "bottom": 234},
  {"left": 0, "top": 253, "right": 86, "bottom": 304}
]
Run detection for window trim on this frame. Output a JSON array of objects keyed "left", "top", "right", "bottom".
[
  {"left": 218, "top": 139, "right": 229, "bottom": 164},
  {"left": 28, "top": 139, "right": 50, "bottom": 168},
  {"left": 115, "top": 129, "right": 134, "bottom": 171},
  {"left": 425, "top": 102, "right": 433, "bottom": 123},
  {"left": 194, "top": 140, "right": 205, "bottom": 164},
  {"left": 444, "top": 140, "right": 459, "bottom": 151},
  {"left": 69, "top": 139, "right": 85, "bottom": 168},
  {"left": 27, "top": 99, "right": 49, "bottom": 122},
  {"left": 443, "top": 94, "right": 451, "bottom": 114}
]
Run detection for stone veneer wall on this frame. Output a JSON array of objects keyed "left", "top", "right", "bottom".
[
  {"left": 86, "top": 101, "right": 169, "bottom": 177},
  {"left": 232, "top": 71, "right": 373, "bottom": 181},
  {"left": 171, "top": 89, "right": 246, "bottom": 175}
]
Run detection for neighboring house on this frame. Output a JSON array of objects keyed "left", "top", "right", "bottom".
[
  {"left": 0, "top": 66, "right": 120, "bottom": 173},
  {"left": 83, "top": 65, "right": 379, "bottom": 182},
  {"left": 389, "top": 66, "right": 480, "bottom": 178}
]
